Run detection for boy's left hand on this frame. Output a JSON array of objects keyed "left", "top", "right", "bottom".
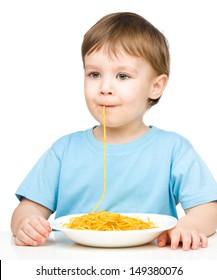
[{"left": 157, "top": 227, "right": 208, "bottom": 250}]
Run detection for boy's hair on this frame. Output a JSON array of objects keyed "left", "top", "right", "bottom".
[{"left": 82, "top": 12, "right": 170, "bottom": 108}]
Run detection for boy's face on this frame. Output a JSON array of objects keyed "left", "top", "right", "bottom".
[{"left": 84, "top": 47, "right": 161, "bottom": 128}]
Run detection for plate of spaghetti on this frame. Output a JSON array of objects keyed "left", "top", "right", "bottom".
[{"left": 51, "top": 210, "right": 177, "bottom": 248}]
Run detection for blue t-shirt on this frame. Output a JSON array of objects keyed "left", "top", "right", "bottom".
[{"left": 16, "top": 126, "right": 217, "bottom": 219}]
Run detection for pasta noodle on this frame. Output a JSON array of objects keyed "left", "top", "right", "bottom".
[
  {"left": 63, "top": 106, "right": 157, "bottom": 231},
  {"left": 63, "top": 210, "right": 157, "bottom": 231},
  {"left": 92, "top": 105, "right": 107, "bottom": 213}
]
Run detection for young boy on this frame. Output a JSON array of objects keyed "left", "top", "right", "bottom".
[{"left": 11, "top": 12, "right": 217, "bottom": 250}]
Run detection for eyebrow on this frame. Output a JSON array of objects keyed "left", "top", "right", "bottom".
[
  {"left": 85, "top": 64, "right": 138, "bottom": 74},
  {"left": 84, "top": 65, "right": 101, "bottom": 70}
]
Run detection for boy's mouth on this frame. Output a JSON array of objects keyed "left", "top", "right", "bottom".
[{"left": 103, "top": 104, "right": 116, "bottom": 108}]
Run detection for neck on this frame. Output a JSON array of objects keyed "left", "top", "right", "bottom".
[{"left": 94, "top": 123, "right": 150, "bottom": 144}]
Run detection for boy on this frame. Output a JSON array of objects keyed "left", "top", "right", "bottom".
[{"left": 11, "top": 12, "right": 217, "bottom": 250}]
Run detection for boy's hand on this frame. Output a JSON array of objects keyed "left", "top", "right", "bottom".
[
  {"left": 157, "top": 227, "right": 208, "bottom": 250},
  {"left": 157, "top": 203, "right": 217, "bottom": 250},
  {"left": 14, "top": 215, "right": 52, "bottom": 246}
]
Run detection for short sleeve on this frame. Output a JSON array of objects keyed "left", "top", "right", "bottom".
[
  {"left": 15, "top": 146, "right": 61, "bottom": 212},
  {"left": 171, "top": 147, "right": 217, "bottom": 210}
]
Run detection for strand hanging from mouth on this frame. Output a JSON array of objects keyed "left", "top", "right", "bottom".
[
  {"left": 62, "top": 106, "right": 158, "bottom": 231},
  {"left": 92, "top": 105, "right": 107, "bottom": 212}
]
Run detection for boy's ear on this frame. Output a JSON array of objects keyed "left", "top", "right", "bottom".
[{"left": 149, "top": 74, "right": 168, "bottom": 100}]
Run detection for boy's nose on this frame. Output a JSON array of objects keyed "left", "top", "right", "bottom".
[
  {"left": 100, "top": 89, "right": 113, "bottom": 95},
  {"left": 99, "top": 76, "right": 114, "bottom": 95},
  {"left": 99, "top": 78, "right": 114, "bottom": 95}
]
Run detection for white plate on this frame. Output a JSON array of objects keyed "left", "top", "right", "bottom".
[{"left": 51, "top": 213, "right": 177, "bottom": 248}]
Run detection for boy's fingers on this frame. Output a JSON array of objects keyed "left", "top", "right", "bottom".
[
  {"left": 28, "top": 217, "right": 51, "bottom": 238},
  {"left": 14, "top": 215, "right": 51, "bottom": 246},
  {"left": 14, "top": 236, "right": 28, "bottom": 246},
  {"left": 158, "top": 228, "right": 208, "bottom": 251},
  {"left": 15, "top": 229, "right": 39, "bottom": 246},
  {"left": 199, "top": 233, "right": 208, "bottom": 248},
  {"left": 168, "top": 228, "right": 181, "bottom": 250},
  {"left": 157, "top": 231, "right": 169, "bottom": 247},
  {"left": 179, "top": 231, "right": 191, "bottom": 251},
  {"left": 38, "top": 216, "right": 52, "bottom": 231},
  {"left": 23, "top": 223, "right": 48, "bottom": 242},
  {"left": 190, "top": 231, "right": 201, "bottom": 250}
]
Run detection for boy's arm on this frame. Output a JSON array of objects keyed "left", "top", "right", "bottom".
[
  {"left": 11, "top": 198, "right": 52, "bottom": 246},
  {"left": 158, "top": 201, "right": 217, "bottom": 250},
  {"left": 183, "top": 201, "right": 217, "bottom": 236}
]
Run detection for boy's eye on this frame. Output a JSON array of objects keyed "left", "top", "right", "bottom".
[
  {"left": 90, "top": 72, "right": 100, "bottom": 79},
  {"left": 117, "top": 73, "right": 129, "bottom": 80}
]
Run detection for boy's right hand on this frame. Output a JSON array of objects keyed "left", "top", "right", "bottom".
[{"left": 14, "top": 215, "right": 52, "bottom": 246}]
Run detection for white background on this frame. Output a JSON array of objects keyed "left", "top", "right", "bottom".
[{"left": 1, "top": 0, "right": 217, "bottom": 231}]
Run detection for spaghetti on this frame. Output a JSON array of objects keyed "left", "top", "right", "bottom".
[
  {"left": 63, "top": 210, "right": 157, "bottom": 231},
  {"left": 92, "top": 105, "right": 107, "bottom": 213},
  {"left": 63, "top": 106, "right": 157, "bottom": 231}
]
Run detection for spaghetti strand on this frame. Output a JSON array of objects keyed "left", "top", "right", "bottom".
[{"left": 92, "top": 105, "right": 107, "bottom": 212}]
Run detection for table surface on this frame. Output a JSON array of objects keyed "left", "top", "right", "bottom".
[{"left": 1, "top": 231, "right": 217, "bottom": 260}]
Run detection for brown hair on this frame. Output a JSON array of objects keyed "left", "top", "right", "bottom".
[{"left": 81, "top": 12, "right": 170, "bottom": 108}]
